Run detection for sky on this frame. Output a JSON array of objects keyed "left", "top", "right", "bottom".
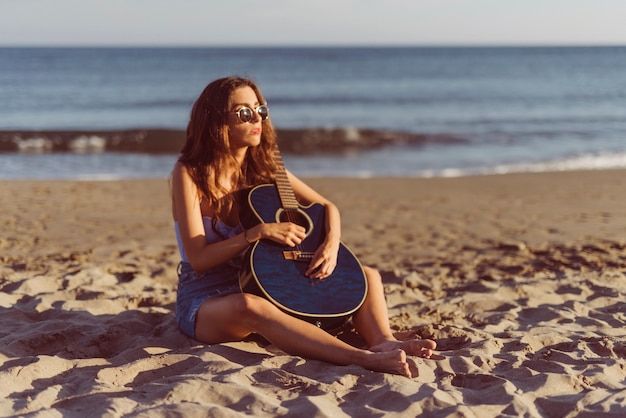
[{"left": 1, "top": 0, "right": 626, "bottom": 47}]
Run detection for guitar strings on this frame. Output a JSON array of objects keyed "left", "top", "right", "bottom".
[{"left": 274, "top": 147, "right": 305, "bottom": 254}]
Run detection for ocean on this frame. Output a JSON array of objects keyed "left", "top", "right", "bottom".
[{"left": 1, "top": 46, "right": 625, "bottom": 179}]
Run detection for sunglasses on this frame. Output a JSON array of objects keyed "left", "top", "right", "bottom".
[{"left": 232, "top": 105, "right": 270, "bottom": 123}]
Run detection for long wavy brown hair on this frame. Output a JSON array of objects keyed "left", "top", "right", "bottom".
[{"left": 178, "top": 76, "right": 277, "bottom": 227}]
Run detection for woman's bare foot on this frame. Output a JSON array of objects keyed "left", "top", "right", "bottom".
[
  {"left": 369, "top": 338, "right": 437, "bottom": 359},
  {"left": 362, "top": 349, "right": 412, "bottom": 377}
]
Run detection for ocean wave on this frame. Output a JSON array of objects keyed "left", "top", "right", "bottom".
[
  {"left": 488, "top": 152, "right": 626, "bottom": 175},
  {"left": 0, "top": 128, "right": 466, "bottom": 155},
  {"left": 418, "top": 152, "right": 626, "bottom": 178}
]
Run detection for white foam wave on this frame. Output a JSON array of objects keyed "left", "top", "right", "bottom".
[
  {"left": 487, "top": 152, "right": 626, "bottom": 176},
  {"left": 69, "top": 135, "right": 106, "bottom": 153},
  {"left": 291, "top": 152, "right": 626, "bottom": 179},
  {"left": 14, "top": 137, "right": 53, "bottom": 153}
]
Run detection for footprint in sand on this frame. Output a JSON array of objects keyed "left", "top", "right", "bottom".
[{"left": 451, "top": 373, "right": 509, "bottom": 391}]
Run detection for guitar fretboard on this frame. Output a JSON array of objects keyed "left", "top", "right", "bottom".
[{"left": 273, "top": 147, "right": 299, "bottom": 210}]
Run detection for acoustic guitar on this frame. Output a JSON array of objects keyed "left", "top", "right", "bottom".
[{"left": 238, "top": 146, "right": 367, "bottom": 330}]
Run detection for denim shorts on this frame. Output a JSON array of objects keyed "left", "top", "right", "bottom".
[{"left": 175, "top": 261, "right": 242, "bottom": 339}]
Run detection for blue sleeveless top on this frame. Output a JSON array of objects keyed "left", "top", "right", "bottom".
[{"left": 174, "top": 217, "right": 243, "bottom": 263}]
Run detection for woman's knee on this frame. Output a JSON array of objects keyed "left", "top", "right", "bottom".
[
  {"left": 231, "top": 293, "right": 278, "bottom": 324},
  {"left": 363, "top": 265, "right": 382, "bottom": 284},
  {"left": 195, "top": 293, "right": 278, "bottom": 342}
]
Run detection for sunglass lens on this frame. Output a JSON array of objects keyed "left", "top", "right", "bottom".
[
  {"left": 238, "top": 107, "right": 253, "bottom": 122},
  {"left": 257, "top": 105, "right": 269, "bottom": 121}
]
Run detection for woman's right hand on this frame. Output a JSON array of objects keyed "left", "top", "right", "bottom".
[{"left": 248, "top": 222, "right": 306, "bottom": 247}]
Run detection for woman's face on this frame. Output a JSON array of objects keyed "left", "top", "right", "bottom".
[{"left": 227, "top": 86, "right": 263, "bottom": 151}]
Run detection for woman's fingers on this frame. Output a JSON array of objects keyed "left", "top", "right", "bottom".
[
  {"left": 307, "top": 259, "right": 336, "bottom": 279},
  {"left": 305, "top": 247, "right": 337, "bottom": 279},
  {"left": 281, "top": 223, "right": 305, "bottom": 245},
  {"left": 305, "top": 257, "right": 323, "bottom": 277},
  {"left": 264, "top": 222, "right": 305, "bottom": 245}
]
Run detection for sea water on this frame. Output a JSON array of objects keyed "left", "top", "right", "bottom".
[{"left": 1, "top": 46, "right": 625, "bottom": 179}]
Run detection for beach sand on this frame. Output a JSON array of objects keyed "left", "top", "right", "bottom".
[{"left": 1, "top": 169, "right": 626, "bottom": 417}]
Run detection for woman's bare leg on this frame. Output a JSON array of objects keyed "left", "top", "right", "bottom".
[
  {"left": 194, "top": 292, "right": 413, "bottom": 377},
  {"left": 352, "top": 266, "right": 437, "bottom": 357}
]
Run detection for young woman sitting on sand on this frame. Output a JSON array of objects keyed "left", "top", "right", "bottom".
[{"left": 170, "top": 76, "right": 437, "bottom": 378}]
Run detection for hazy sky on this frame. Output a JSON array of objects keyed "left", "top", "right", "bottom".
[{"left": 1, "top": 0, "right": 625, "bottom": 46}]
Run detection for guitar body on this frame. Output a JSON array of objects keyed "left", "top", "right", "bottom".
[{"left": 239, "top": 183, "right": 367, "bottom": 330}]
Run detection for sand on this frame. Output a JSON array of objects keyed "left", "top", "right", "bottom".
[{"left": 1, "top": 169, "right": 626, "bottom": 417}]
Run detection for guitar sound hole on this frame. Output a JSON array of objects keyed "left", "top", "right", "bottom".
[{"left": 279, "top": 209, "right": 311, "bottom": 233}]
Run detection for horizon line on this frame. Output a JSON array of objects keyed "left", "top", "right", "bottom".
[{"left": 1, "top": 42, "right": 626, "bottom": 49}]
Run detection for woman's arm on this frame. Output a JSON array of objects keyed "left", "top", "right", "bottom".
[
  {"left": 172, "top": 163, "right": 306, "bottom": 273},
  {"left": 287, "top": 170, "right": 342, "bottom": 279},
  {"left": 171, "top": 162, "right": 251, "bottom": 272}
]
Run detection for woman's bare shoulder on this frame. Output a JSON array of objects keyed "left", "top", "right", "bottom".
[
  {"left": 172, "top": 161, "right": 194, "bottom": 182},
  {"left": 172, "top": 161, "right": 187, "bottom": 174}
]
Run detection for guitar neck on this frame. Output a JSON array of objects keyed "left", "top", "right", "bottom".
[{"left": 272, "top": 146, "right": 299, "bottom": 210}]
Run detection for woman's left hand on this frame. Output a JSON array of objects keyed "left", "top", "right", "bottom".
[{"left": 305, "top": 239, "right": 339, "bottom": 279}]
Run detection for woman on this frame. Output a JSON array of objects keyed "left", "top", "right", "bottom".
[{"left": 171, "top": 76, "right": 436, "bottom": 378}]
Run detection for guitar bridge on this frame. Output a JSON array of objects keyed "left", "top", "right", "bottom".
[{"left": 283, "top": 250, "right": 315, "bottom": 261}]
